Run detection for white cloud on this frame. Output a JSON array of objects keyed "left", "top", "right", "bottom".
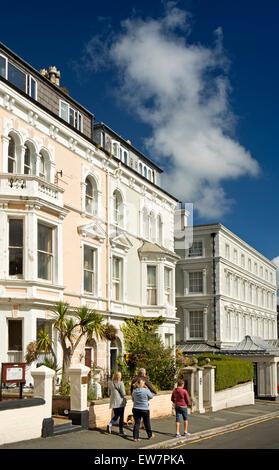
[{"left": 82, "top": 5, "right": 260, "bottom": 219}]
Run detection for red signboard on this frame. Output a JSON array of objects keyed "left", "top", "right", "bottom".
[{"left": 1, "top": 363, "right": 26, "bottom": 383}]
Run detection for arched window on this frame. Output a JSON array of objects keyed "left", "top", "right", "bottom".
[
  {"left": 123, "top": 151, "right": 128, "bottom": 165},
  {"left": 148, "top": 169, "right": 152, "bottom": 181},
  {"left": 139, "top": 162, "right": 143, "bottom": 175},
  {"left": 157, "top": 215, "right": 163, "bottom": 245},
  {"left": 143, "top": 207, "right": 149, "bottom": 239},
  {"left": 110, "top": 337, "right": 122, "bottom": 372},
  {"left": 144, "top": 166, "right": 147, "bottom": 178},
  {"left": 39, "top": 153, "right": 46, "bottom": 179},
  {"left": 38, "top": 150, "right": 51, "bottom": 181},
  {"left": 85, "top": 177, "right": 98, "bottom": 215},
  {"left": 113, "top": 190, "right": 123, "bottom": 226},
  {"left": 8, "top": 135, "right": 16, "bottom": 173},
  {"left": 150, "top": 212, "right": 156, "bottom": 242},
  {"left": 24, "top": 143, "right": 36, "bottom": 175}
]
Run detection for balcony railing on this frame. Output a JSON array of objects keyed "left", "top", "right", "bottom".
[{"left": 0, "top": 173, "right": 64, "bottom": 207}]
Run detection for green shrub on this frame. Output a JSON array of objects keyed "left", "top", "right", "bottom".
[
  {"left": 119, "top": 316, "right": 182, "bottom": 391},
  {"left": 195, "top": 354, "right": 254, "bottom": 391}
]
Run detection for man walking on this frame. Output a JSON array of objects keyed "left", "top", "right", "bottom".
[{"left": 130, "top": 368, "right": 157, "bottom": 395}]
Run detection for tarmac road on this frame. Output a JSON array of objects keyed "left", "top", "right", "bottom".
[{"left": 171, "top": 414, "right": 279, "bottom": 449}]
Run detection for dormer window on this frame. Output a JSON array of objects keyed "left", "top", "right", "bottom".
[
  {"left": 0, "top": 55, "right": 7, "bottom": 79},
  {"left": 0, "top": 54, "right": 37, "bottom": 99},
  {"left": 59, "top": 100, "right": 83, "bottom": 131}
]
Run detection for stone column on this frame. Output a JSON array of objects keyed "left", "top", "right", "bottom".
[
  {"left": 203, "top": 365, "right": 216, "bottom": 410},
  {"left": 31, "top": 365, "right": 55, "bottom": 437},
  {"left": 68, "top": 363, "right": 90, "bottom": 428},
  {"left": 180, "top": 366, "right": 196, "bottom": 413},
  {"left": 196, "top": 367, "right": 205, "bottom": 413}
]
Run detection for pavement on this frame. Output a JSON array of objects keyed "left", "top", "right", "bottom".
[{"left": 1, "top": 399, "right": 279, "bottom": 450}]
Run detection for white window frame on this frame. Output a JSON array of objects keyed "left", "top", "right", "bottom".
[
  {"left": 164, "top": 267, "right": 172, "bottom": 305},
  {"left": 59, "top": 100, "right": 82, "bottom": 131},
  {"left": 83, "top": 244, "right": 97, "bottom": 295},
  {"left": 8, "top": 217, "right": 24, "bottom": 279},
  {"left": 146, "top": 265, "right": 157, "bottom": 305},
  {"left": 28, "top": 75, "right": 37, "bottom": 100},
  {"left": 0, "top": 53, "right": 8, "bottom": 79},
  {"left": 37, "top": 220, "right": 57, "bottom": 283},
  {"left": 188, "top": 271, "right": 204, "bottom": 294},
  {"left": 188, "top": 240, "right": 203, "bottom": 258},
  {"left": 112, "top": 255, "right": 123, "bottom": 301},
  {"left": 184, "top": 309, "right": 206, "bottom": 341}
]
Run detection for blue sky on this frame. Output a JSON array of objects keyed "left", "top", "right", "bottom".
[{"left": 1, "top": 0, "right": 279, "bottom": 264}]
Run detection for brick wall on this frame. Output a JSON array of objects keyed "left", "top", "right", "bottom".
[{"left": 88, "top": 391, "right": 173, "bottom": 428}]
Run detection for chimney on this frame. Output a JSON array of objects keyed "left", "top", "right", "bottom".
[
  {"left": 126, "top": 139, "right": 131, "bottom": 145},
  {"left": 40, "top": 66, "right": 61, "bottom": 87}
]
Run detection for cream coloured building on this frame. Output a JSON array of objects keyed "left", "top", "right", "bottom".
[
  {"left": 175, "top": 221, "right": 279, "bottom": 399},
  {"left": 0, "top": 42, "right": 179, "bottom": 385}
]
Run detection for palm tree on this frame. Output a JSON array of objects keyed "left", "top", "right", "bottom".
[
  {"left": 51, "top": 302, "right": 105, "bottom": 386},
  {"left": 25, "top": 327, "right": 58, "bottom": 394}
]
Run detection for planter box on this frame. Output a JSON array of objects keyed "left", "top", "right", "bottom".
[{"left": 52, "top": 395, "right": 70, "bottom": 415}]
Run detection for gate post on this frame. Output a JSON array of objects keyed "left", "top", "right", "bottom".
[
  {"left": 68, "top": 363, "right": 90, "bottom": 428},
  {"left": 31, "top": 365, "right": 55, "bottom": 437}
]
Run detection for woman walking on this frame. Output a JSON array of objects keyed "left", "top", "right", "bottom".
[
  {"left": 107, "top": 371, "right": 127, "bottom": 437},
  {"left": 132, "top": 379, "right": 155, "bottom": 442}
]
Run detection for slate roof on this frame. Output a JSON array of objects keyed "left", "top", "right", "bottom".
[
  {"left": 176, "top": 336, "right": 279, "bottom": 357},
  {"left": 232, "top": 336, "right": 279, "bottom": 355},
  {"left": 176, "top": 342, "right": 220, "bottom": 354}
]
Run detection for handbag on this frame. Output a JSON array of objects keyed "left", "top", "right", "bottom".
[{"left": 113, "top": 382, "right": 127, "bottom": 406}]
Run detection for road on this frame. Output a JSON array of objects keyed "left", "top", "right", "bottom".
[{"left": 171, "top": 415, "right": 279, "bottom": 449}]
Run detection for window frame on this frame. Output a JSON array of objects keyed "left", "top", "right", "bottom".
[
  {"left": 83, "top": 244, "right": 97, "bottom": 294},
  {"left": 188, "top": 240, "right": 203, "bottom": 258},
  {"left": 0, "top": 53, "right": 8, "bottom": 79},
  {"left": 146, "top": 265, "right": 157, "bottom": 305},
  {"left": 188, "top": 310, "right": 204, "bottom": 340},
  {"left": 37, "top": 222, "right": 54, "bottom": 282},
  {"left": 8, "top": 218, "right": 24, "bottom": 278},
  {"left": 112, "top": 256, "right": 123, "bottom": 301},
  {"left": 188, "top": 271, "right": 203, "bottom": 294}
]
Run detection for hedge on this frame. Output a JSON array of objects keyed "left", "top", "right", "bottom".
[{"left": 195, "top": 354, "right": 254, "bottom": 391}]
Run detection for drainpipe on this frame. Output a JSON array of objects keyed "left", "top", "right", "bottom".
[{"left": 211, "top": 233, "right": 217, "bottom": 346}]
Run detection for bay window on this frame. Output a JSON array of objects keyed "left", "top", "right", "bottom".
[
  {"left": 38, "top": 223, "right": 53, "bottom": 281},
  {"left": 9, "top": 219, "right": 23, "bottom": 276},
  {"left": 164, "top": 267, "right": 172, "bottom": 304},
  {"left": 8, "top": 320, "right": 22, "bottom": 361},
  {"left": 147, "top": 265, "right": 157, "bottom": 305}
]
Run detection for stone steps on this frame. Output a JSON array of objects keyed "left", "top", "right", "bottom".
[{"left": 53, "top": 422, "right": 83, "bottom": 436}]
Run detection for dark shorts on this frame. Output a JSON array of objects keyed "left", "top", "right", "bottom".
[{"left": 175, "top": 406, "right": 188, "bottom": 422}]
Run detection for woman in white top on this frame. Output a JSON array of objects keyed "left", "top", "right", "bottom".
[{"left": 107, "top": 371, "right": 127, "bottom": 437}]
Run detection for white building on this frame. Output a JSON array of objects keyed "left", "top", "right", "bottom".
[{"left": 175, "top": 221, "right": 279, "bottom": 400}]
